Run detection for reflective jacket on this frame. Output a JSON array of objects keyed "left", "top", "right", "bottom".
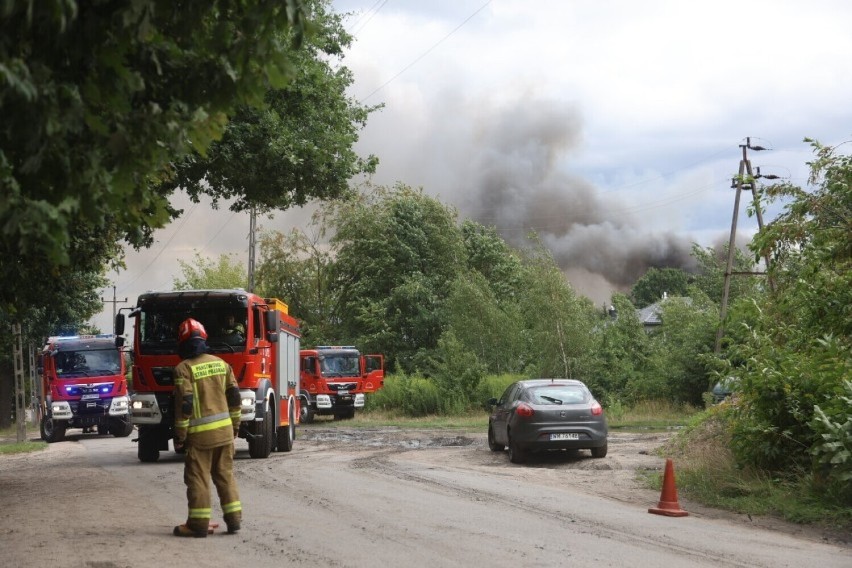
[{"left": 174, "top": 353, "right": 240, "bottom": 450}]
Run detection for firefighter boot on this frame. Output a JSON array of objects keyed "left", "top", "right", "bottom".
[
  {"left": 224, "top": 512, "right": 241, "bottom": 534},
  {"left": 173, "top": 523, "right": 208, "bottom": 538}
]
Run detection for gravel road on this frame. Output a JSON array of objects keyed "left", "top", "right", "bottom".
[{"left": 0, "top": 425, "right": 848, "bottom": 567}]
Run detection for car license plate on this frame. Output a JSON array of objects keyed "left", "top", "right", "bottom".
[
  {"left": 81, "top": 394, "right": 100, "bottom": 400},
  {"left": 550, "top": 433, "right": 579, "bottom": 441},
  {"left": 338, "top": 389, "right": 349, "bottom": 395}
]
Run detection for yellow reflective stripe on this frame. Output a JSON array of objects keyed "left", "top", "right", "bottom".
[
  {"left": 188, "top": 508, "right": 211, "bottom": 519},
  {"left": 175, "top": 419, "right": 190, "bottom": 428},
  {"left": 193, "top": 383, "right": 201, "bottom": 418},
  {"left": 229, "top": 410, "right": 241, "bottom": 419},
  {"left": 190, "top": 360, "right": 227, "bottom": 380},
  {"left": 222, "top": 501, "right": 241, "bottom": 514},
  {"left": 187, "top": 417, "right": 233, "bottom": 434}
]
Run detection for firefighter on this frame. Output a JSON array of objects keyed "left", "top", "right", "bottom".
[{"left": 172, "top": 318, "right": 243, "bottom": 537}]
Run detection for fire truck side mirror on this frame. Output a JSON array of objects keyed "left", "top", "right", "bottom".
[
  {"left": 115, "top": 336, "right": 125, "bottom": 348},
  {"left": 264, "top": 310, "right": 279, "bottom": 343},
  {"left": 115, "top": 313, "right": 125, "bottom": 336}
]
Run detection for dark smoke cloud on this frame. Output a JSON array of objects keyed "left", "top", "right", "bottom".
[{"left": 458, "top": 98, "right": 697, "bottom": 298}]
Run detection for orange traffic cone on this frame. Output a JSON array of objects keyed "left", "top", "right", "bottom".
[{"left": 648, "top": 458, "right": 688, "bottom": 517}]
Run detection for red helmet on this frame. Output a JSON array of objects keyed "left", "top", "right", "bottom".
[{"left": 177, "top": 318, "right": 208, "bottom": 343}]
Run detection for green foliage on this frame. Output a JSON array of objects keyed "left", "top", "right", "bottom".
[
  {"left": 444, "top": 272, "right": 525, "bottom": 375},
  {"left": 517, "top": 241, "right": 597, "bottom": 379},
  {"left": 461, "top": 220, "right": 523, "bottom": 301},
  {"left": 719, "top": 140, "right": 852, "bottom": 479},
  {"left": 256, "top": 228, "right": 337, "bottom": 345},
  {"left": 752, "top": 139, "right": 852, "bottom": 343},
  {"left": 588, "top": 294, "right": 649, "bottom": 403},
  {"left": 690, "top": 243, "right": 760, "bottom": 306},
  {"left": 727, "top": 331, "right": 848, "bottom": 471},
  {"left": 810, "top": 379, "right": 852, "bottom": 503},
  {"left": 1, "top": 0, "right": 308, "bottom": 281},
  {"left": 630, "top": 267, "right": 690, "bottom": 308},
  {"left": 472, "top": 374, "right": 523, "bottom": 411},
  {"left": 425, "top": 331, "right": 486, "bottom": 413},
  {"left": 163, "top": 0, "right": 379, "bottom": 215},
  {"left": 366, "top": 373, "right": 441, "bottom": 417},
  {"left": 641, "top": 293, "right": 718, "bottom": 404},
  {"left": 328, "top": 184, "right": 466, "bottom": 370},
  {"left": 172, "top": 252, "right": 247, "bottom": 290}
]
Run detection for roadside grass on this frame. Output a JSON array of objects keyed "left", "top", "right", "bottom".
[
  {"left": 658, "top": 409, "right": 852, "bottom": 534},
  {"left": 0, "top": 426, "right": 46, "bottom": 455},
  {"left": 604, "top": 399, "right": 698, "bottom": 431},
  {"left": 311, "top": 399, "right": 697, "bottom": 432}
]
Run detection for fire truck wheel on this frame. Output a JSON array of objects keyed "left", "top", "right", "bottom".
[
  {"left": 248, "top": 410, "right": 274, "bottom": 459},
  {"left": 111, "top": 418, "right": 134, "bottom": 438},
  {"left": 41, "top": 417, "right": 66, "bottom": 443},
  {"left": 137, "top": 430, "right": 160, "bottom": 462},
  {"left": 277, "top": 403, "right": 295, "bottom": 453}
]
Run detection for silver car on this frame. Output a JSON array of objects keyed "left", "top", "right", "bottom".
[{"left": 488, "top": 379, "right": 608, "bottom": 463}]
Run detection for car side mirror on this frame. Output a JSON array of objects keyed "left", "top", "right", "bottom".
[{"left": 488, "top": 398, "right": 499, "bottom": 407}]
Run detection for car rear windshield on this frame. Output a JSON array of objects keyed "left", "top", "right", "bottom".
[{"left": 529, "top": 385, "right": 588, "bottom": 405}]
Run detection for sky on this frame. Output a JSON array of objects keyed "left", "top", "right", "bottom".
[{"left": 90, "top": 0, "right": 852, "bottom": 333}]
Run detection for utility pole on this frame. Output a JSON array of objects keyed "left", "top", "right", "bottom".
[
  {"left": 101, "top": 286, "right": 128, "bottom": 333},
  {"left": 248, "top": 206, "right": 256, "bottom": 293},
  {"left": 12, "top": 323, "right": 26, "bottom": 442},
  {"left": 714, "top": 138, "right": 775, "bottom": 353}
]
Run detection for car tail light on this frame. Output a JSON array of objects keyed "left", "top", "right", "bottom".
[
  {"left": 516, "top": 403, "right": 534, "bottom": 418},
  {"left": 590, "top": 401, "right": 603, "bottom": 416}
]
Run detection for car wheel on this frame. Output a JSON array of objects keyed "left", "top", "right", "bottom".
[
  {"left": 591, "top": 442, "right": 608, "bottom": 458},
  {"left": 508, "top": 433, "right": 527, "bottom": 464},
  {"left": 487, "top": 425, "right": 505, "bottom": 452}
]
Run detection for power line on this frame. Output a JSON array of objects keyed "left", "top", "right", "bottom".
[
  {"left": 117, "top": 201, "right": 199, "bottom": 294},
  {"left": 349, "top": 0, "right": 390, "bottom": 35},
  {"left": 358, "top": 0, "right": 493, "bottom": 103}
]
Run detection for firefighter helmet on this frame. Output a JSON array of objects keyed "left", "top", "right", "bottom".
[{"left": 177, "top": 318, "right": 208, "bottom": 343}]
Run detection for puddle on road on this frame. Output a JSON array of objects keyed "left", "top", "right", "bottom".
[{"left": 298, "top": 428, "right": 477, "bottom": 449}]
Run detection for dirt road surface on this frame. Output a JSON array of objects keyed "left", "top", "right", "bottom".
[{"left": 1, "top": 426, "right": 849, "bottom": 567}]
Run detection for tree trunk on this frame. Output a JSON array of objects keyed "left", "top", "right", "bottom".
[{"left": 0, "top": 359, "right": 13, "bottom": 429}]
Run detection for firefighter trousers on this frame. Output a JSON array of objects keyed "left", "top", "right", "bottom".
[{"left": 183, "top": 442, "right": 242, "bottom": 532}]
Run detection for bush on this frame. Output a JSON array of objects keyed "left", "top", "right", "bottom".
[
  {"left": 811, "top": 379, "right": 852, "bottom": 504},
  {"left": 472, "top": 374, "right": 522, "bottom": 411},
  {"left": 366, "top": 373, "right": 441, "bottom": 417}
]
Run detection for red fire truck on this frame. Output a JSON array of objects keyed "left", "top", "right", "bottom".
[
  {"left": 38, "top": 334, "right": 133, "bottom": 443},
  {"left": 299, "top": 346, "right": 384, "bottom": 422},
  {"left": 116, "top": 290, "right": 301, "bottom": 462}
]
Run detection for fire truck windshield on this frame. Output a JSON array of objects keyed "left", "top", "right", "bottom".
[
  {"left": 55, "top": 349, "right": 121, "bottom": 377},
  {"left": 319, "top": 355, "right": 360, "bottom": 377},
  {"left": 139, "top": 305, "right": 248, "bottom": 355}
]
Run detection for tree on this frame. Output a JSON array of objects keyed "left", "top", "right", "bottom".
[
  {"left": 172, "top": 252, "right": 247, "bottom": 291},
  {"left": 0, "top": 225, "right": 114, "bottom": 427},
  {"left": 443, "top": 272, "right": 524, "bottom": 375},
  {"left": 630, "top": 267, "right": 690, "bottom": 308},
  {"left": 255, "top": 227, "right": 337, "bottom": 345},
  {"left": 328, "top": 184, "right": 467, "bottom": 371},
  {"left": 161, "top": 0, "right": 379, "bottom": 215},
  {"left": 690, "top": 243, "right": 760, "bottom": 306},
  {"left": 1, "top": 1, "right": 308, "bottom": 317},
  {"left": 720, "top": 139, "right": 851, "bottom": 493},
  {"left": 642, "top": 293, "right": 718, "bottom": 404},
  {"left": 461, "top": 220, "right": 523, "bottom": 302},
  {"left": 517, "top": 241, "right": 597, "bottom": 380},
  {"left": 586, "top": 294, "right": 650, "bottom": 403}
]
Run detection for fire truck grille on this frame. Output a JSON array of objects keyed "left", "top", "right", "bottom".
[
  {"left": 328, "top": 383, "right": 357, "bottom": 392},
  {"left": 151, "top": 367, "right": 175, "bottom": 386}
]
